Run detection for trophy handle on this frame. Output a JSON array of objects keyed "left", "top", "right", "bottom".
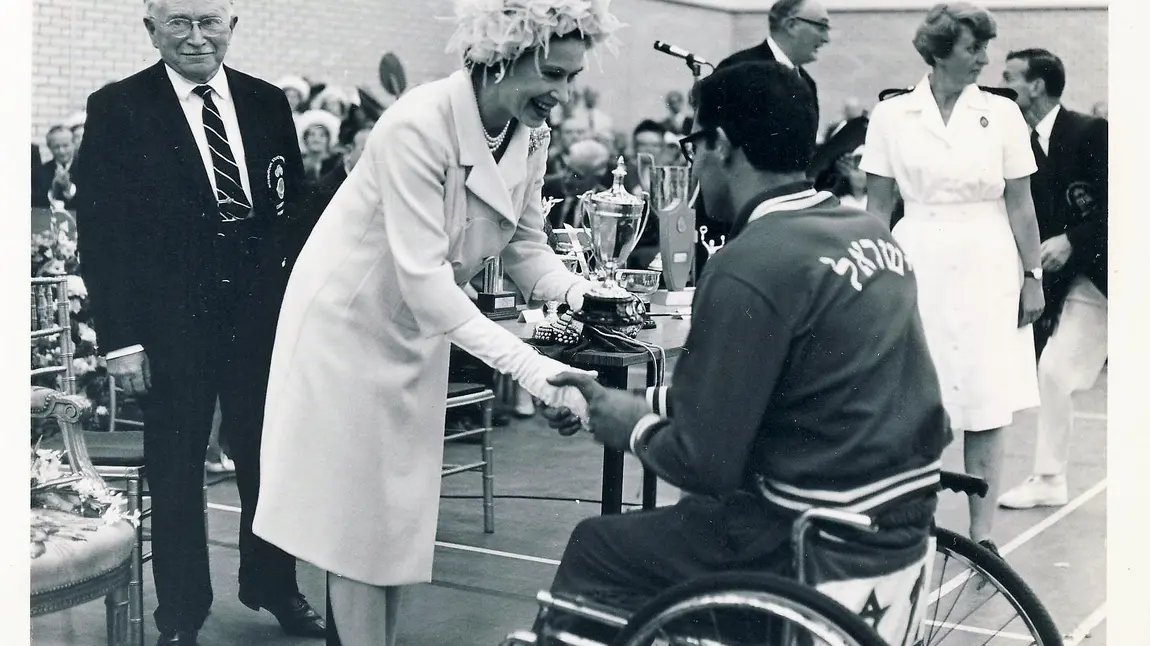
[
  {"left": 635, "top": 191, "right": 652, "bottom": 254},
  {"left": 637, "top": 152, "right": 656, "bottom": 193}
]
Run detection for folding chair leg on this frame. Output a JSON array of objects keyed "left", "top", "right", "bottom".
[
  {"left": 126, "top": 477, "right": 145, "bottom": 646},
  {"left": 481, "top": 399, "right": 495, "bottom": 534},
  {"left": 106, "top": 582, "right": 130, "bottom": 646}
]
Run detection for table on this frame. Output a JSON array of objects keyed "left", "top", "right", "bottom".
[{"left": 500, "top": 304, "right": 691, "bottom": 515}]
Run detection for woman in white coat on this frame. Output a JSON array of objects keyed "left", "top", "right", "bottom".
[
  {"left": 861, "top": 2, "right": 1043, "bottom": 554},
  {"left": 253, "top": 1, "right": 622, "bottom": 643}
]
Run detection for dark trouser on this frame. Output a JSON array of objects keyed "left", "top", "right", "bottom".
[
  {"left": 551, "top": 492, "right": 793, "bottom": 612},
  {"left": 142, "top": 276, "right": 297, "bottom": 634},
  {"left": 549, "top": 490, "right": 935, "bottom": 639}
]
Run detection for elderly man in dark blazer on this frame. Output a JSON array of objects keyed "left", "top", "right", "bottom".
[
  {"left": 692, "top": 0, "right": 831, "bottom": 277},
  {"left": 997, "top": 48, "right": 1107, "bottom": 512},
  {"left": 73, "top": 0, "right": 323, "bottom": 643}
]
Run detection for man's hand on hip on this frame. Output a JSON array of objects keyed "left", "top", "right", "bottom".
[
  {"left": 1040, "top": 234, "right": 1073, "bottom": 272},
  {"left": 546, "top": 372, "right": 651, "bottom": 451},
  {"left": 107, "top": 350, "right": 151, "bottom": 397}
]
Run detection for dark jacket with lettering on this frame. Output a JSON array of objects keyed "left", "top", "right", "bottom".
[{"left": 637, "top": 187, "right": 951, "bottom": 515}]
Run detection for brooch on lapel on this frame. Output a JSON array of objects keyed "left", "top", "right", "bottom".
[
  {"left": 528, "top": 125, "right": 551, "bottom": 157},
  {"left": 266, "top": 156, "right": 286, "bottom": 217},
  {"left": 980, "top": 117, "right": 989, "bottom": 128}
]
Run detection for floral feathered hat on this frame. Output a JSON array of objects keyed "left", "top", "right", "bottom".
[{"left": 445, "top": 0, "right": 623, "bottom": 71}]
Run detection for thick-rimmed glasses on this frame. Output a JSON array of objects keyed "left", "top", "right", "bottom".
[
  {"left": 793, "top": 17, "right": 832, "bottom": 33},
  {"left": 154, "top": 16, "right": 230, "bottom": 38},
  {"left": 678, "top": 129, "right": 715, "bottom": 165}
]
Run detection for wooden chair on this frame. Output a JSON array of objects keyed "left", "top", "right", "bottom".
[
  {"left": 31, "top": 276, "right": 136, "bottom": 645},
  {"left": 442, "top": 382, "right": 497, "bottom": 533}
]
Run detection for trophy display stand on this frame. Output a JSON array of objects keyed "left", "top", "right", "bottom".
[{"left": 477, "top": 257, "right": 519, "bottom": 321}]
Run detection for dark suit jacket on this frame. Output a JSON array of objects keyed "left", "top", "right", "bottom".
[
  {"left": 32, "top": 160, "right": 77, "bottom": 210},
  {"left": 73, "top": 61, "right": 306, "bottom": 357},
  {"left": 1030, "top": 108, "right": 1107, "bottom": 351},
  {"left": 715, "top": 40, "right": 819, "bottom": 119}
]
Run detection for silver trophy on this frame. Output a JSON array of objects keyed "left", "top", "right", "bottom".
[
  {"left": 637, "top": 153, "right": 693, "bottom": 293},
  {"left": 573, "top": 157, "right": 650, "bottom": 334}
]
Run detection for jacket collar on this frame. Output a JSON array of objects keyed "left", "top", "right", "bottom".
[
  {"left": 904, "top": 74, "right": 990, "bottom": 143},
  {"left": 448, "top": 70, "right": 529, "bottom": 222}
]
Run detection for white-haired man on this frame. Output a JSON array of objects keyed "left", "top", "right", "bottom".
[{"left": 73, "top": 1, "right": 323, "bottom": 643}]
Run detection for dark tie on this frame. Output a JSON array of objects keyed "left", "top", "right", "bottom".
[
  {"left": 1030, "top": 129, "right": 1047, "bottom": 170},
  {"left": 192, "top": 85, "right": 252, "bottom": 222}
]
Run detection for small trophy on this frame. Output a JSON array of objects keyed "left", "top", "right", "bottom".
[
  {"left": 572, "top": 157, "right": 650, "bottom": 336},
  {"left": 477, "top": 256, "right": 519, "bottom": 321}
]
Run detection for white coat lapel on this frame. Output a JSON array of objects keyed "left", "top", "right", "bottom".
[{"left": 449, "top": 71, "right": 525, "bottom": 224}]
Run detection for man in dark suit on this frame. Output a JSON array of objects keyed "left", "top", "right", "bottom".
[
  {"left": 693, "top": 0, "right": 831, "bottom": 278},
  {"left": 73, "top": 1, "right": 324, "bottom": 643},
  {"left": 996, "top": 49, "right": 1107, "bottom": 512},
  {"left": 32, "top": 125, "right": 78, "bottom": 210}
]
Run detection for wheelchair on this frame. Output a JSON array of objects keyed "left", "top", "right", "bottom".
[{"left": 502, "top": 471, "right": 1062, "bottom": 646}]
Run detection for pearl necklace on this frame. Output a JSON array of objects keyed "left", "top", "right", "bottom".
[{"left": 484, "top": 119, "right": 511, "bottom": 151}]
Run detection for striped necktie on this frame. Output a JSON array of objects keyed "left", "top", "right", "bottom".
[{"left": 192, "top": 85, "right": 252, "bottom": 222}]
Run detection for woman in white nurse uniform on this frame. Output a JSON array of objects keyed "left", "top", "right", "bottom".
[{"left": 861, "top": 2, "right": 1044, "bottom": 553}]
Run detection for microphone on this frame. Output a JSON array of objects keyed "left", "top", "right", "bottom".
[{"left": 653, "top": 41, "right": 710, "bottom": 67}]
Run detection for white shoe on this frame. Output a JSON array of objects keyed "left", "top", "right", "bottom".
[
  {"left": 998, "top": 475, "right": 1068, "bottom": 509},
  {"left": 205, "top": 453, "right": 236, "bottom": 474}
]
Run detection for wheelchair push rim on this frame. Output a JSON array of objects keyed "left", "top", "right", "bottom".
[{"left": 611, "top": 571, "right": 888, "bottom": 646}]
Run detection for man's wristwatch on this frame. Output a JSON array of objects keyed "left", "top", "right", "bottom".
[{"left": 1024, "top": 268, "right": 1044, "bottom": 281}]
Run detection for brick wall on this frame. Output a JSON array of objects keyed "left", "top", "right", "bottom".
[
  {"left": 32, "top": 1, "right": 1106, "bottom": 148},
  {"left": 733, "top": 7, "right": 1109, "bottom": 128}
]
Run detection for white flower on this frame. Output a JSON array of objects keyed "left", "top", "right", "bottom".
[
  {"left": 66, "top": 275, "right": 88, "bottom": 299},
  {"left": 96, "top": 406, "right": 108, "bottom": 417},
  {"left": 73, "top": 357, "right": 94, "bottom": 376},
  {"left": 77, "top": 322, "right": 97, "bottom": 344}
]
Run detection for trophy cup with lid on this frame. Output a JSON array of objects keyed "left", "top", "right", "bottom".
[{"left": 572, "top": 158, "right": 650, "bottom": 336}]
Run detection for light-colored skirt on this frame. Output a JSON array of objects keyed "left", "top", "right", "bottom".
[{"left": 895, "top": 199, "right": 1039, "bottom": 431}]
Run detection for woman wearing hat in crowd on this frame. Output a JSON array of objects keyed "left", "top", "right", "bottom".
[
  {"left": 276, "top": 75, "right": 312, "bottom": 116},
  {"left": 861, "top": 1, "right": 1043, "bottom": 554},
  {"left": 296, "top": 108, "right": 343, "bottom": 182},
  {"left": 252, "top": 0, "right": 621, "bottom": 643}
]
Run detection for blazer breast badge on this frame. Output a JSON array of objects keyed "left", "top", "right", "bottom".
[{"left": 267, "top": 156, "right": 286, "bottom": 217}]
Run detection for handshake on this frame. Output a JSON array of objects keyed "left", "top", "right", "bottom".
[{"left": 536, "top": 372, "right": 654, "bottom": 452}]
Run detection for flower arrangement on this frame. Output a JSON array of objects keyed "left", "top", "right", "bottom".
[
  {"left": 30, "top": 448, "right": 139, "bottom": 559},
  {"left": 31, "top": 224, "right": 116, "bottom": 434}
]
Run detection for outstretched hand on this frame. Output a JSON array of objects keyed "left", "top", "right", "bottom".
[{"left": 544, "top": 372, "right": 652, "bottom": 451}]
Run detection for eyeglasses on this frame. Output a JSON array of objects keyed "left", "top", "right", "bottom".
[
  {"left": 155, "top": 16, "right": 230, "bottom": 38},
  {"left": 678, "top": 129, "right": 715, "bottom": 165},
  {"left": 793, "top": 17, "right": 832, "bottom": 33}
]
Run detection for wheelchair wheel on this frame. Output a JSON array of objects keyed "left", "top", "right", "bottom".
[
  {"left": 923, "top": 528, "right": 1062, "bottom": 645},
  {"left": 610, "top": 571, "right": 888, "bottom": 646}
]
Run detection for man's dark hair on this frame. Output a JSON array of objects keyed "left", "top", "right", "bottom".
[
  {"left": 46, "top": 125, "right": 71, "bottom": 139},
  {"left": 632, "top": 119, "right": 666, "bottom": 139},
  {"left": 1006, "top": 48, "right": 1066, "bottom": 98},
  {"left": 768, "top": 0, "right": 808, "bottom": 32},
  {"left": 692, "top": 61, "right": 816, "bottom": 173}
]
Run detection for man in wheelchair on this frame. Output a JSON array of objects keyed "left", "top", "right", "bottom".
[{"left": 542, "top": 61, "right": 952, "bottom": 642}]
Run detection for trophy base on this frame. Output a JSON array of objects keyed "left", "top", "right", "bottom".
[
  {"left": 574, "top": 290, "right": 645, "bottom": 337},
  {"left": 478, "top": 291, "right": 519, "bottom": 321},
  {"left": 652, "top": 288, "right": 695, "bottom": 307}
]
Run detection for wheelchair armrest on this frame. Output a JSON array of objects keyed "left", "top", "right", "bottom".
[
  {"left": 535, "top": 590, "right": 630, "bottom": 629},
  {"left": 939, "top": 471, "right": 988, "bottom": 498}
]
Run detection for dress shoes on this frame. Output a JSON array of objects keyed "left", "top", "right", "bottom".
[
  {"left": 155, "top": 631, "right": 197, "bottom": 645},
  {"left": 239, "top": 591, "right": 326, "bottom": 637}
]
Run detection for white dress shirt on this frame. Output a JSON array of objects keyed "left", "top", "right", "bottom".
[
  {"left": 1032, "top": 103, "right": 1061, "bottom": 156},
  {"left": 767, "top": 36, "right": 795, "bottom": 69},
  {"left": 164, "top": 64, "right": 254, "bottom": 205}
]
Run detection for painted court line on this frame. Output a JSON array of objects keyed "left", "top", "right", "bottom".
[
  {"left": 923, "top": 620, "right": 1034, "bottom": 642},
  {"left": 1063, "top": 603, "right": 1106, "bottom": 646},
  {"left": 212, "top": 477, "right": 1107, "bottom": 591},
  {"left": 929, "top": 478, "right": 1107, "bottom": 605},
  {"left": 206, "top": 502, "right": 561, "bottom": 565}
]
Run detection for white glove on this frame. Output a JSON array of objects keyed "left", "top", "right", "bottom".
[{"left": 448, "top": 314, "right": 592, "bottom": 421}]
